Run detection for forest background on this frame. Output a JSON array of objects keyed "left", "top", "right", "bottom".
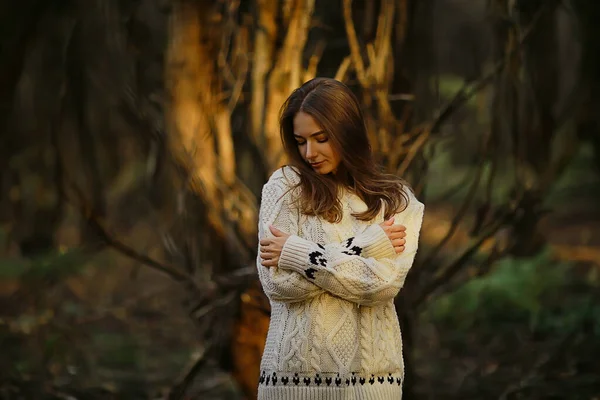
[{"left": 1, "top": 0, "right": 599, "bottom": 399}]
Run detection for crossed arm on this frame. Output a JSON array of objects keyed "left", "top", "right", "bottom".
[{"left": 256, "top": 170, "right": 424, "bottom": 306}]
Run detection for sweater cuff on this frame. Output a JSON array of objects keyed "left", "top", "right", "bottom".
[
  {"left": 278, "top": 235, "right": 313, "bottom": 273},
  {"left": 358, "top": 224, "right": 397, "bottom": 260}
]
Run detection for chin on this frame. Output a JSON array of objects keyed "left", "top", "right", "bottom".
[
  {"left": 314, "top": 166, "right": 334, "bottom": 175},
  {"left": 305, "top": 160, "right": 338, "bottom": 175}
]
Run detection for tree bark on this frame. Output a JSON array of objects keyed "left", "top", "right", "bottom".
[
  {"left": 572, "top": 0, "right": 600, "bottom": 174},
  {"left": 518, "top": 0, "right": 559, "bottom": 179},
  {"left": 264, "top": 0, "right": 316, "bottom": 169},
  {"left": 251, "top": 0, "right": 278, "bottom": 150},
  {"left": 165, "top": 0, "right": 220, "bottom": 207}
]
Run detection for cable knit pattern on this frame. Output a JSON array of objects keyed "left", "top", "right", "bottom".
[
  {"left": 257, "top": 167, "right": 425, "bottom": 400},
  {"left": 310, "top": 295, "right": 324, "bottom": 372},
  {"left": 382, "top": 305, "right": 396, "bottom": 372},
  {"left": 359, "top": 306, "right": 373, "bottom": 373}
]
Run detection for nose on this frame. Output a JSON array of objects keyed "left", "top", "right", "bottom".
[{"left": 305, "top": 141, "right": 316, "bottom": 160}]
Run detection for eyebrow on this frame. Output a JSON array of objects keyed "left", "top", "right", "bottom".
[{"left": 293, "top": 130, "right": 325, "bottom": 138}]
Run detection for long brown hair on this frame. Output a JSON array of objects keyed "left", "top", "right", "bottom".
[{"left": 279, "top": 77, "right": 410, "bottom": 223}]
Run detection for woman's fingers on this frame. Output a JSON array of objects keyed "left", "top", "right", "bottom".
[
  {"left": 379, "top": 218, "right": 394, "bottom": 229},
  {"left": 383, "top": 224, "right": 406, "bottom": 235},
  {"left": 384, "top": 230, "right": 406, "bottom": 242},
  {"left": 390, "top": 226, "right": 406, "bottom": 236},
  {"left": 260, "top": 242, "right": 281, "bottom": 265},
  {"left": 385, "top": 224, "right": 405, "bottom": 231},
  {"left": 390, "top": 232, "right": 407, "bottom": 253},
  {"left": 261, "top": 257, "right": 279, "bottom": 267},
  {"left": 260, "top": 235, "right": 289, "bottom": 266},
  {"left": 392, "top": 238, "right": 406, "bottom": 246},
  {"left": 260, "top": 247, "right": 278, "bottom": 258},
  {"left": 389, "top": 233, "right": 406, "bottom": 241}
]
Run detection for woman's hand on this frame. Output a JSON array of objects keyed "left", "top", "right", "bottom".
[
  {"left": 379, "top": 217, "right": 407, "bottom": 254},
  {"left": 259, "top": 225, "right": 291, "bottom": 268}
]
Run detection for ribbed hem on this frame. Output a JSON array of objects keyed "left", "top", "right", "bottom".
[
  {"left": 278, "top": 235, "right": 313, "bottom": 272},
  {"left": 358, "top": 225, "right": 397, "bottom": 260},
  {"left": 258, "top": 384, "right": 402, "bottom": 400}
]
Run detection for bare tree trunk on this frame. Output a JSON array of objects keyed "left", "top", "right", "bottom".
[
  {"left": 518, "top": 0, "right": 559, "bottom": 180},
  {"left": 0, "top": 1, "right": 48, "bottom": 133},
  {"left": 165, "top": 0, "right": 220, "bottom": 208},
  {"left": 251, "top": 0, "right": 278, "bottom": 149},
  {"left": 264, "top": 0, "right": 316, "bottom": 169},
  {"left": 572, "top": 0, "right": 600, "bottom": 174},
  {"left": 405, "top": 0, "right": 436, "bottom": 123},
  {"left": 67, "top": 20, "right": 108, "bottom": 243}
]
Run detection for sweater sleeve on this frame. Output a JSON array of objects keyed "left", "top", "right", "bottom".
[
  {"left": 257, "top": 167, "right": 401, "bottom": 303},
  {"left": 256, "top": 168, "right": 325, "bottom": 303},
  {"left": 277, "top": 192, "right": 425, "bottom": 306}
]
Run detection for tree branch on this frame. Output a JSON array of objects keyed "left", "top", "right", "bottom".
[
  {"left": 429, "top": 4, "right": 548, "bottom": 135},
  {"left": 342, "top": 0, "right": 367, "bottom": 86},
  {"left": 64, "top": 181, "right": 203, "bottom": 292},
  {"left": 498, "top": 328, "right": 580, "bottom": 399},
  {"left": 168, "top": 342, "right": 212, "bottom": 400},
  {"left": 414, "top": 207, "right": 516, "bottom": 308},
  {"left": 421, "top": 138, "right": 490, "bottom": 267}
]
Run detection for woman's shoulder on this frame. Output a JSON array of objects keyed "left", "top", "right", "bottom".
[
  {"left": 265, "top": 165, "right": 301, "bottom": 189},
  {"left": 401, "top": 185, "right": 424, "bottom": 214},
  {"left": 261, "top": 166, "right": 302, "bottom": 209}
]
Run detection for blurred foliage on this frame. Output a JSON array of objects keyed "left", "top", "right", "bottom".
[
  {"left": 427, "top": 249, "right": 600, "bottom": 335},
  {"left": 418, "top": 250, "right": 600, "bottom": 398},
  {"left": 0, "top": 248, "right": 87, "bottom": 280}
]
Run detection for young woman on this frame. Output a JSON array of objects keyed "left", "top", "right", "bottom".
[{"left": 256, "top": 78, "right": 425, "bottom": 399}]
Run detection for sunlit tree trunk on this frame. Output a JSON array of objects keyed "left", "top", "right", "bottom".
[
  {"left": 165, "top": 0, "right": 218, "bottom": 202},
  {"left": 251, "top": 0, "right": 278, "bottom": 150},
  {"left": 264, "top": 0, "right": 316, "bottom": 168}
]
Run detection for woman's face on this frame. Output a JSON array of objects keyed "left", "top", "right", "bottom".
[{"left": 293, "top": 111, "right": 341, "bottom": 175}]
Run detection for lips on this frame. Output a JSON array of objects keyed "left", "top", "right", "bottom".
[{"left": 310, "top": 161, "right": 324, "bottom": 168}]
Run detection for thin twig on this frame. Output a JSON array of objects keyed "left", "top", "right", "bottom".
[
  {"left": 397, "top": 129, "right": 430, "bottom": 177},
  {"left": 429, "top": 4, "right": 547, "bottom": 135},
  {"left": 168, "top": 343, "right": 212, "bottom": 400},
  {"left": 191, "top": 290, "right": 237, "bottom": 320},
  {"left": 334, "top": 55, "right": 352, "bottom": 82},
  {"left": 63, "top": 181, "right": 202, "bottom": 292},
  {"left": 421, "top": 137, "right": 491, "bottom": 267},
  {"left": 429, "top": 69, "right": 499, "bottom": 135},
  {"left": 498, "top": 328, "right": 580, "bottom": 399},
  {"left": 414, "top": 208, "right": 516, "bottom": 308},
  {"left": 342, "top": 0, "right": 367, "bottom": 86},
  {"left": 304, "top": 39, "right": 325, "bottom": 82}
]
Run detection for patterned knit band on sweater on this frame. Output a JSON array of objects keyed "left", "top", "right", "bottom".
[{"left": 257, "top": 167, "right": 425, "bottom": 400}]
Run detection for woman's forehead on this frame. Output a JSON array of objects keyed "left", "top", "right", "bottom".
[{"left": 293, "top": 111, "right": 323, "bottom": 136}]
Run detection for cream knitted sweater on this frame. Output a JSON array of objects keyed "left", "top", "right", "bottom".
[{"left": 256, "top": 167, "right": 425, "bottom": 400}]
